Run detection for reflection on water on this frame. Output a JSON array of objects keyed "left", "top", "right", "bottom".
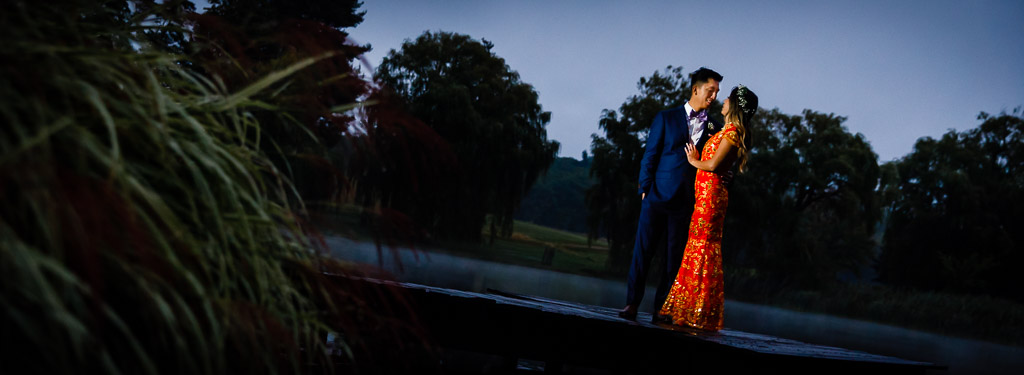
[
  {"left": 327, "top": 236, "right": 1024, "bottom": 375},
  {"left": 726, "top": 301, "right": 1023, "bottom": 375}
]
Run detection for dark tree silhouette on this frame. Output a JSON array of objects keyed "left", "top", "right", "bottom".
[
  {"left": 723, "top": 109, "right": 882, "bottom": 289},
  {"left": 878, "top": 110, "right": 1024, "bottom": 301},
  {"left": 372, "top": 31, "right": 560, "bottom": 242},
  {"left": 184, "top": 0, "right": 371, "bottom": 203}
]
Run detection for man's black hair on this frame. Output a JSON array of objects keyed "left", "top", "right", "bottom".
[{"left": 690, "top": 67, "right": 723, "bottom": 89}]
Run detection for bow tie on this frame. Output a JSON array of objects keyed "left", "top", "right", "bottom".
[{"left": 689, "top": 109, "right": 707, "bottom": 124}]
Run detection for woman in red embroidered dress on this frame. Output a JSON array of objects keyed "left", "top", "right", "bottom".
[{"left": 658, "top": 85, "right": 758, "bottom": 331}]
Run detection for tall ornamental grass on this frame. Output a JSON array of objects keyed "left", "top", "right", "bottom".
[{"left": 1, "top": 2, "right": 427, "bottom": 374}]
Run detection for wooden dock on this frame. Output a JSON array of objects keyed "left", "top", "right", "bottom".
[{"left": 345, "top": 277, "right": 945, "bottom": 374}]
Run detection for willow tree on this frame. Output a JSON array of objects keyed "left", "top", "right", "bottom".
[{"left": 372, "top": 31, "right": 560, "bottom": 241}]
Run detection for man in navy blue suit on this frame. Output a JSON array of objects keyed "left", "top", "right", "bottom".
[{"left": 619, "top": 67, "right": 723, "bottom": 322}]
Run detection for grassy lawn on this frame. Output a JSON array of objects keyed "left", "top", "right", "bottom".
[
  {"left": 478, "top": 219, "right": 611, "bottom": 275},
  {"left": 505, "top": 220, "right": 599, "bottom": 248},
  {"left": 311, "top": 207, "right": 612, "bottom": 276}
]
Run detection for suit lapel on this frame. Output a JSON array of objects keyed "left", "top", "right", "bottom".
[{"left": 677, "top": 108, "right": 690, "bottom": 140}]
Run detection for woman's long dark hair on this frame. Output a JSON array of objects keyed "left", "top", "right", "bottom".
[{"left": 724, "top": 85, "right": 758, "bottom": 172}]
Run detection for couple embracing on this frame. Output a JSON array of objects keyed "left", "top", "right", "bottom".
[{"left": 618, "top": 68, "right": 759, "bottom": 331}]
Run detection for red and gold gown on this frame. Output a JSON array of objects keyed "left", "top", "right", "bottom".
[{"left": 657, "top": 123, "right": 739, "bottom": 331}]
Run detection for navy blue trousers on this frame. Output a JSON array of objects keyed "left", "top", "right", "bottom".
[{"left": 625, "top": 198, "right": 692, "bottom": 310}]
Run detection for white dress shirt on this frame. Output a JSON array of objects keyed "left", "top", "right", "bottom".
[{"left": 683, "top": 102, "right": 705, "bottom": 145}]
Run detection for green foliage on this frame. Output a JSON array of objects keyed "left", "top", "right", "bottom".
[
  {"left": 0, "top": 1, "right": 426, "bottom": 373},
  {"left": 189, "top": 0, "right": 370, "bottom": 203},
  {"left": 515, "top": 157, "right": 594, "bottom": 234},
  {"left": 585, "top": 66, "right": 723, "bottom": 274},
  {"left": 724, "top": 109, "right": 881, "bottom": 289},
  {"left": 208, "top": 0, "right": 365, "bottom": 30},
  {"left": 878, "top": 110, "right": 1024, "bottom": 301},
  {"left": 372, "top": 31, "right": 560, "bottom": 241},
  {"left": 134, "top": 1, "right": 198, "bottom": 55}
]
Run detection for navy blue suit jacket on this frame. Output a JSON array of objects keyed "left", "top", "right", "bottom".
[{"left": 638, "top": 104, "right": 722, "bottom": 212}]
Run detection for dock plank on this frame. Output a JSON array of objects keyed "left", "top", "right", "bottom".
[
  {"left": 343, "top": 276, "right": 945, "bottom": 374},
  {"left": 488, "top": 288, "right": 934, "bottom": 366}
]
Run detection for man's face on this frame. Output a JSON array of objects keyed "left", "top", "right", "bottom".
[{"left": 690, "top": 79, "right": 720, "bottom": 111}]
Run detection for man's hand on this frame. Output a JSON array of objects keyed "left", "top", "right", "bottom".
[
  {"left": 641, "top": 192, "right": 646, "bottom": 200},
  {"left": 722, "top": 170, "right": 735, "bottom": 186}
]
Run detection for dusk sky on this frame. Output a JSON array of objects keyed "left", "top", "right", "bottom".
[
  {"left": 346, "top": 0, "right": 1024, "bottom": 162},
  {"left": 202, "top": 0, "right": 1024, "bottom": 162}
]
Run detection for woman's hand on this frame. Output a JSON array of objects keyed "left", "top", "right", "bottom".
[
  {"left": 684, "top": 142, "right": 700, "bottom": 165},
  {"left": 690, "top": 136, "right": 738, "bottom": 173}
]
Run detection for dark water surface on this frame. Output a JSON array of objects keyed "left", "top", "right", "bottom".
[{"left": 326, "top": 236, "right": 1023, "bottom": 375}]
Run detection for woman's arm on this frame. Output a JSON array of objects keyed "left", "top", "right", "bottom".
[{"left": 684, "top": 137, "right": 738, "bottom": 173}]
